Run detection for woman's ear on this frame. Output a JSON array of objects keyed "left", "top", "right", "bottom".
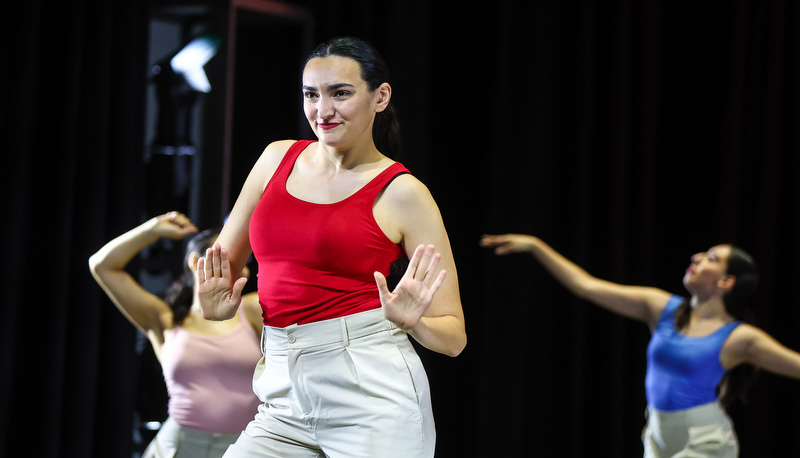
[
  {"left": 718, "top": 274, "right": 736, "bottom": 291},
  {"left": 375, "top": 82, "right": 392, "bottom": 112}
]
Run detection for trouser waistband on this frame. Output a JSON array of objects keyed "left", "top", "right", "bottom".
[
  {"left": 261, "top": 308, "right": 397, "bottom": 352},
  {"left": 646, "top": 401, "right": 729, "bottom": 425}
]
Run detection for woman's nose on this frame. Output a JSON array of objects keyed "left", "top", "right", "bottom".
[{"left": 317, "top": 97, "right": 334, "bottom": 119}]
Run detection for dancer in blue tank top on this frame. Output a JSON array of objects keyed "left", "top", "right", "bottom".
[{"left": 481, "top": 234, "right": 800, "bottom": 457}]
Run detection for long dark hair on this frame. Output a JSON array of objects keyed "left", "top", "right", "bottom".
[
  {"left": 674, "top": 245, "right": 760, "bottom": 407},
  {"left": 305, "top": 36, "right": 402, "bottom": 160},
  {"left": 162, "top": 229, "right": 219, "bottom": 326}
]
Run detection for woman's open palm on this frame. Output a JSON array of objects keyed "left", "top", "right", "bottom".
[
  {"left": 196, "top": 243, "right": 248, "bottom": 321},
  {"left": 375, "top": 244, "right": 447, "bottom": 330}
]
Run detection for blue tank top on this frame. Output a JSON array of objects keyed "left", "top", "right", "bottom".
[{"left": 645, "top": 295, "right": 741, "bottom": 411}]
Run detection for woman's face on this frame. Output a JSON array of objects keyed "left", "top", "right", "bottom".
[
  {"left": 302, "top": 55, "right": 386, "bottom": 149},
  {"left": 682, "top": 244, "right": 733, "bottom": 294}
]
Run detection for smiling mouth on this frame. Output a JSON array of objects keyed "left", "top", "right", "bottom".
[{"left": 318, "top": 123, "right": 339, "bottom": 130}]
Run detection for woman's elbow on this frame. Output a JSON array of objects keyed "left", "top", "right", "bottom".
[
  {"left": 88, "top": 254, "right": 104, "bottom": 277},
  {"left": 446, "top": 333, "right": 467, "bottom": 357}
]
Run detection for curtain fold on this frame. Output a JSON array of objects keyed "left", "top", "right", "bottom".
[{"left": 2, "top": 1, "right": 149, "bottom": 457}]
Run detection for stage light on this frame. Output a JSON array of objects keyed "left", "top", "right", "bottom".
[
  {"left": 169, "top": 34, "right": 220, "bottom": 93},
  {"left": 149, "top": 33, "right": 220, "bottom": 155},
  {"left": 146, "top": 33, "right": 220, "bottom": 216}
]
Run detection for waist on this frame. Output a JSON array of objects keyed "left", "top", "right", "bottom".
[
  {"left": 259, "top": 287, "right": 382, "bottom": 328},
  {"left": 161, "top": 416, "right": 243, "bottom": 442},
  {"left": 261, "top": 308, "right": 397, "bottom": 351},
  {"left": 647, "top": 401, "right": 730, "bottom": 426}
]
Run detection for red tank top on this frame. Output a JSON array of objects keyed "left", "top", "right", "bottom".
[{"left": 250, "top": 140, "right": 407, "bottom": 327}]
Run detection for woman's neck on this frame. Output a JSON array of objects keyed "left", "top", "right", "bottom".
[
  {"left": 689, "top": 295, "right": 730, "bottom": 320},
  {"left": 319, "top": 144, "right": 384, "bottom": 171}
]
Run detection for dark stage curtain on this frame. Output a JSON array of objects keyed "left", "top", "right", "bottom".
[
  {"left": 3, "top": 1, "right": 799, "bottom": 457},
  {"left": 1, "top": 0, "right": 150, "bottom": 457}
]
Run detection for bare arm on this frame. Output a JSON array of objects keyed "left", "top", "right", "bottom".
[
  {"left": 374, "top": 175, "right": 466, "bottom": 357},
  {"left": 480, "top": 234, "right": 670, "bottom": 327},
  {"left": 88, "top": 212, "right": 198, "bottom": 338},
  {"left": 724, "top": 324, "right": 800, "bottom": 380},
  {"left": 197, "top": 140, "right": 292, "bottom": 321}
]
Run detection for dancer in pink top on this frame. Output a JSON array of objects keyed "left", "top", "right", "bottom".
[{"left": 89, "top": 212, "right": 263, "bottom": 458}]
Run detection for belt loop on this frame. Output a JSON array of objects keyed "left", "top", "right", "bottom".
[
  {"left": 260, "top": 325, "right": 267, "bottom": 355},
  {"left": 340, "top": 317, "right": 350, "bottom": 347}
]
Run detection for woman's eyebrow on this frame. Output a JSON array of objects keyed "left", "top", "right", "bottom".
[{"left": 302, "top": 83, "right": 355, "bottom": 91}]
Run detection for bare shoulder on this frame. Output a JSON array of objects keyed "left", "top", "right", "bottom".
[
  {"left": 720, "top": 322, "right": 800, "bottom": 373},
  {"left": 729, "top": 323, "right": 768, "bottom": 341},
  {"left": 381, "top": 173, "right": 435, "bottom": 208},
  {"left": 724, "top": 323, "right": 770, "bottom": 356},
  {"left": 244, "top": 139, "right": 303, "bottom": 193},
  {"left": 264, "top": 139, "right": 299, "bottom": 153},
  {"left": 374, "top": 172, "right": 444, "bottom": 247},
  {"left": 256, "top": 139, "right": 299, "bottom": 168}
]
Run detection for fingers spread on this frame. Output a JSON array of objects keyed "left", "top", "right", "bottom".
[
  {"left": 232, "top": 276, "right": 248, "bottom": 300},
  {"left": 204, "top": 246, "right": 215, "bottom": 279},
  {"left": 197, "top": 256, "right": 206, "bottom": 283},
  {"left": 220, "top": 246, "right": 231, "bottom": 280},
  {"left": 211, "top": 243, "right": 222, "bottom": 278},
  {"left": 429, "top": 270, "right": 447, "bottom": 296},
  {"left": 374, "top": 271, "right": 389, "bottom": 296},
  {"left": 407, "top": 244, "right": 438, "bottom": 279},
  {"left": 405, "top": 244, "right": 425, "bottom": 279},
  {"left": 418, "top": 246, "right": 440, "bottom": 284},
  {"left": 423, "top": 252, "right": 442, "bottom": 284}
]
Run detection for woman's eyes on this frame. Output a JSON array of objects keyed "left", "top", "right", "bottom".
[{"left": 303, "top": 90, "right": 352, "bottom": 99}]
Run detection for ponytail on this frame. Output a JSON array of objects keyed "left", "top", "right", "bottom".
[
  {"left": 718, "top": 245, "right": 760, "bottom": 407},
  {"left": 374, "top": 102, "right": 402, "bottom": 160}
]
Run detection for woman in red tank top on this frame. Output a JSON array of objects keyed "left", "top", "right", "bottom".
[{"left": 196, "top": 37, "right": 467, "bottom": 458}]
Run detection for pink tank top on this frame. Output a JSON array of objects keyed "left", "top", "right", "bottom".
[
  {"left": 160, "top": 317, "right": 262, "bottom": 434},
  {"left": 250, "top": 140, "right": 407, "bottom": 327}
]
